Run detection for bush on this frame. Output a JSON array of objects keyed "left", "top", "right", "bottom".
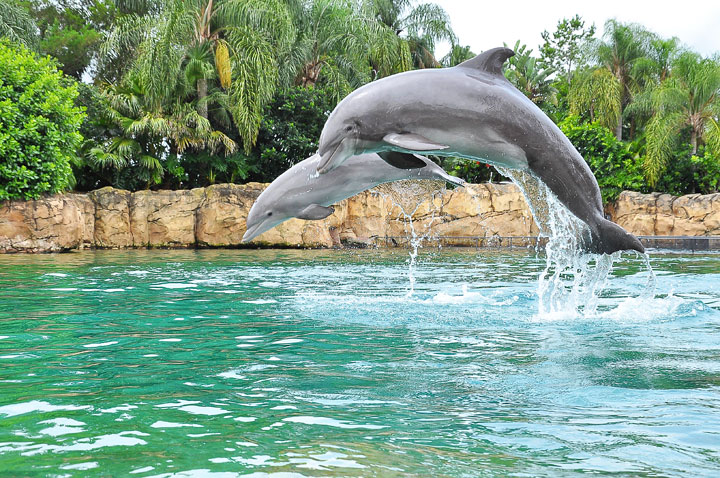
[
  {"left": 653, "top": 147, "right": 720, "bottom": 196},
  {"left": 246, "top": 86, "right": 336, "bottom": 182},
  {"left": 690, "top": 150, "right": 720, "bottom": 194},
  {"left": 559, "top": 116, "right": 647, "bottom": 202},
  {"left": 0, "top": 41, "right": 84, "bottom": 200},
  {"left": 436, "top": 156, "right": 508, "bottom": 184}
]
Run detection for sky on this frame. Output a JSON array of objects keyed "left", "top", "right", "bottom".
[{"left": 433, "top": 0, "right": 720, "bottom": 59}]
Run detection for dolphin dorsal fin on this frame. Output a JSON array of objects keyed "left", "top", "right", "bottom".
[{"left": 457, "top": 47, "right": 514, "bottom": 75}]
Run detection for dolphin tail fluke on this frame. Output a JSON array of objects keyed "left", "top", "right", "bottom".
[{"left": 592, "top": 219, "right": 645, "bottom": 254}]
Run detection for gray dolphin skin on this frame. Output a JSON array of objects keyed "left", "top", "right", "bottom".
[
  {"left": 315, "top": 47, "right": 644, "bottom": 254},
  {"left": 241, "top": 152, "right": 464, "bottom": 243}
]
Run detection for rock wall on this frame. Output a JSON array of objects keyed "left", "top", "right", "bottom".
[
  {"left": 1, "top": 184, "right": 719, "bottom": 253},
  {"left": 608, "top": 191, "right": 720, "bottom": 236}
]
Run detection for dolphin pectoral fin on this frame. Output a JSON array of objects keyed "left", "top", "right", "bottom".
[
  {"left": 377, "top": 151, "right": 427, "bottom": 169},
  {"left": 383, "top": 133, "right": 449, "bottom": 151},
  {"left": 442, "top": 174, "right": 466, "bottom": 187},
  {"left": 297, "top": 204, "right": 335, "bottom": 221}
]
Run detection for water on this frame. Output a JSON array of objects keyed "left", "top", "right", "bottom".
[{"left": 1, "top": 249, "right": 720, "bottom": 477}]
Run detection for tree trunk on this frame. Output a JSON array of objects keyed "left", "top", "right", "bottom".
[
  {"left": 615, "top": 116, "right": 622, "bottom": 141},
  {"left": 197, "top": 78, "right": 208, "bottom": 119},
  {"left": 691, "top": 129, "right": 698, "bottom": 154}
]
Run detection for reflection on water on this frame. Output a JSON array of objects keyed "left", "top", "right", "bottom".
[{"left": 0, "top": 249, "right": 719, "bottom": 477}]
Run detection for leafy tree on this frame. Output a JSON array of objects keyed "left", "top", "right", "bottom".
[
  {"left": 437, "top": 158, "right": 506, "bottom": 184},
  {"left": 80, "top": 74, "right": 235, "bottom": 189},
  {"left": 642, "top": 52, "right": 720, "bottom": 185},
  {"left": 0, "top": 41, "right": 84, "bottom": 200},
  {"left": 283, "top": 0, "right": 393, "bottom": 95},
  {"left": 539, "top": 14, "right": 595, "bottom": 84},
  {"left": 246, "top": 86, "right": 336, "bottom": 182},
  {"left": 21, "top": 0, "right": 117, "bottom": 79},
  {"left": 0, "top": 0, "right": 38, "bottom": 48}
]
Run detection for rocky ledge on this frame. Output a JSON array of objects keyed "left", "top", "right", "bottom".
[{"left": 1, "top": 183, "right": 719, "bottom": 253}]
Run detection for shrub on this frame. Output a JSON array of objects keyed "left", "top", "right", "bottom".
[
  {"left": 247, "top": 86, "right": 336, "bottom": 182},
  {"left": 0, "top": 41, "right": 84, "bottom": 200},
  {"left": 436, "top": 157, "right": 508, "bottom": 184},
  {"left": 559, "top": 116, "right": 647, "bottom": 202},
  {"left": 690, "top": 151, "right": 720, "bottom": 194}
]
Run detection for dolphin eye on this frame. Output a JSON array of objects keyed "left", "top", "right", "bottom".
[
  {"left": 345, "top": 125, "right": 353, "bottom": 132},
  {"left": 267, "top": 212, "right": 273, "bottom": 217}
]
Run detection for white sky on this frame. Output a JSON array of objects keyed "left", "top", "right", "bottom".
[{"left": 434, "top": 0, "right": 720, "bottom": 59}]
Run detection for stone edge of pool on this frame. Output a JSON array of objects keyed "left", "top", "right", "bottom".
[{"left": 1, "top": 183, "right": 719, "bottom": 253}]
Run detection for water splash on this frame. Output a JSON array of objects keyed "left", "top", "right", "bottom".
[
  {"left": 494, "top": 167, "right": 654, "bottom": 318},
  {"left": 375, "top": 180, "right": 447, "bottom": 296}
]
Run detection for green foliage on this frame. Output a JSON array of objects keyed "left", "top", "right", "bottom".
[
  {"left": 690, "top": 151, "right": 720, "bottom": 194},
  {"left": 368, "top": 0, "right": 456, "bottom": 71},
  {"left": 73, "top": 76, "right": 237, "bottom": 191},
  {"left": 441, "top": 44, "right": 474, "bottom": 67},
  {"left": 642, "top": 52, "right": 720, "bottom": 185},
  {"left": 247, "top": 86, "right": 336, "bottom": 182},
  {"left": 650, "top": 147, "right": 720, "bottom": 196},
  {"left": 0, "top": 41, "right": 84, "bottom": 200},
  {"left": 0, "top": 0, "right": 38, "bottom": 48},
  {"left": 540, "top": 14, "right": 595, "bottom": 84},
  {"left": 559, "top": 116, "right": 646, "bottom": 202},
  {"left": 504, "top": 41, "right": 557, "bottom": 108},
  {"left": 436, "top": 157, "right": 507, "bottom": 184},
  {"left": 21, "top": 0, "right": 116, "bottom": 79}
]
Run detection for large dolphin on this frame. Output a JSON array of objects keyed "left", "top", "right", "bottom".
[
  {"left": 315, "top": 47, "right": 644, "bottom": 254},
  {"left": 241, "top": 152, "right": 464, "bottom": 242}
]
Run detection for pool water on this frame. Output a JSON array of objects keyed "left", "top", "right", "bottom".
[{"left": 1, "top": 249, "right": 719, "bottom": 477}]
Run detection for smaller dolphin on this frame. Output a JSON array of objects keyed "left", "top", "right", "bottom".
[{"left": 242, "top": 152, "right": 464, "bottom": 243}]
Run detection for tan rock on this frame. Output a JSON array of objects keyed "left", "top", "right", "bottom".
[
  {"left": 89, "top": 187, "right": 132, "bottom": 248},
  {"left": 146, "top": 189, "right": 203, "bottom": 246},
  {"left": 0, "top": 195, "right": 84, "bottom": 252},
  {"left": 3, "top": 184, "right": 720, "bottom": 253},
  {"left": 196, "top": 183, "right": 263, "bottom": 246}
]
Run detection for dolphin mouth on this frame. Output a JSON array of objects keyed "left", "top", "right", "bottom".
[
  {"left": 242, "top": 221, "right": 265, "bottom": 243},
  {"left": 317, "top": 138, "right": 351, "bottom": 174}
]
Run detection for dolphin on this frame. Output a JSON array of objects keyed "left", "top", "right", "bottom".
[
  {"left": 241, "top": 152, "right": 464, "bottom": 243},
  {"left": 314, "top": 47, "right": 644, "bottom": 254}
]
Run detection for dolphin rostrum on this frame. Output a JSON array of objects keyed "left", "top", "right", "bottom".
[
  {"left": 315, "top": 47, "right": 644, "bottom": 254},
  {"left": 241, "top": 152, "right": 464, "bottom": 243}
]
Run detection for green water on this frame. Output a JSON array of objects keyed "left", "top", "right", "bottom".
[{"left": 0, "top": 249, "right": 719, "bottom": 477}]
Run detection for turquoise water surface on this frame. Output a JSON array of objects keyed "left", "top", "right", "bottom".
[{"left": 1, "top": 249, "right": 719, "bottom": 477}]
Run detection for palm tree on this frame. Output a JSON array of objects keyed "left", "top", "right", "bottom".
[
  {"left": 569, "top": 20, "right": 650, "bottom": 140},
  {"left": 504, "top": 41, "right": 557, "bottom": 107},
  {"left": 622, "top": 35, "right": 683, "bottom": 138},
  {"left": 441, "top": 44, "right": 474, "bottom": 67},
  {"left": 0, "top": 0, "right": 38, "bottom": 48},
  {"left": 643, "top": 52, "right": 720, "bottom": 186},
  {"left": 104, "top": 0, "right": 294, "bottom": 152},
  {"left": 366, "top": 0, "right": 456, "bottom": 69},
  {"left": 86, "top": 74, "right": 236, "bottom": 186},
  {"left": 281, "top": 0, "right": 395, "bottom": 96}
]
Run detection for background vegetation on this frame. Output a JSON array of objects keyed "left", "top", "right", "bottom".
[{"left": 0, "top": 1, "right": 719, "bottom": 202}]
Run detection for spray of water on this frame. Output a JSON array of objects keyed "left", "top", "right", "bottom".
[
  {"left": 375, "top": 180, "right": 447, "bottom": 296},
  {"left": 494, "top": 166, "right": 655, "bottom": 318}
]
